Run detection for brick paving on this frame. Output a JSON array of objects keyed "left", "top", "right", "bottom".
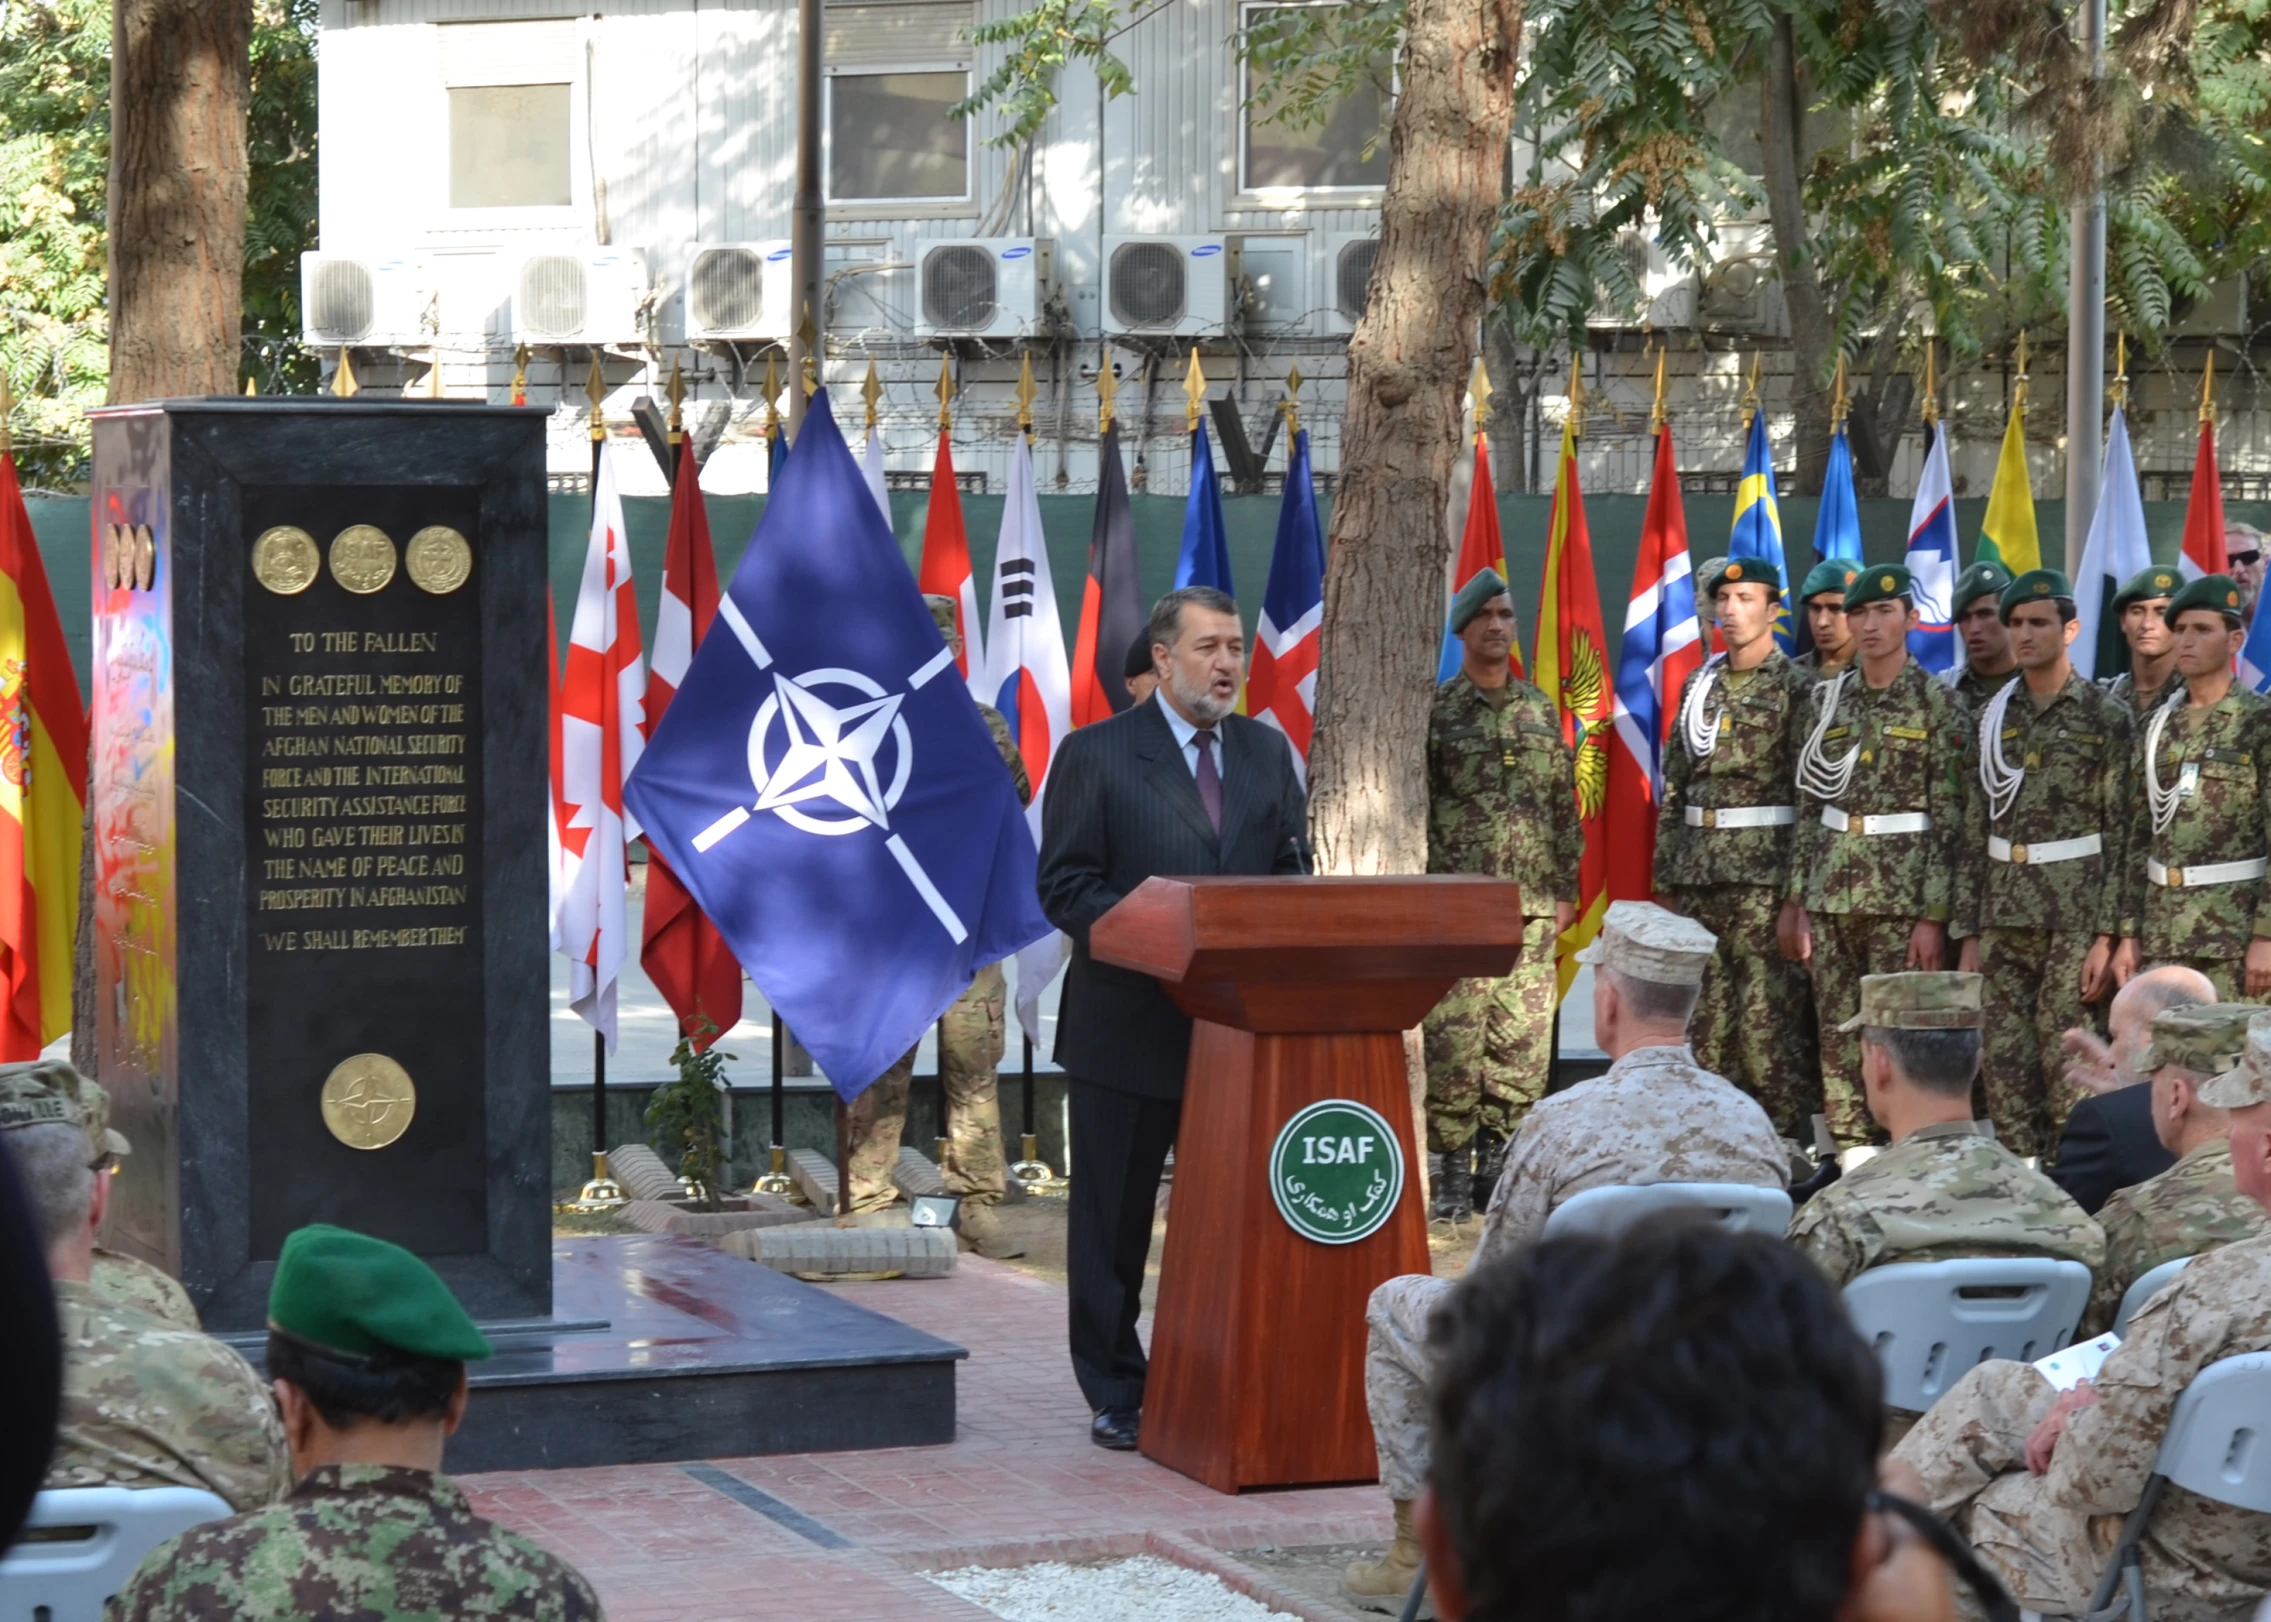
[{"left": 459, "top": 1254, "right": 1392, "bottom": 1621}]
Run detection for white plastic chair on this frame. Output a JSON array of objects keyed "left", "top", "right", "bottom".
[
  {"left": 1842, "top": 1258, "right": 2092, "bottom": 1412},
  {"left": 1541, "top": 1181, "right": 1794, "bottom": 1239},
  {"left": 0, "top": 1485, "right": 232, "bottom": 1622},
  {"left": 2111, "top": 1255, "right": 2193, "bottom": 1340}
]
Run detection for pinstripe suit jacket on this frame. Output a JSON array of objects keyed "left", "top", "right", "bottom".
[{"left": 1037, "top": 698, "right": 1308, "bottom": 1098}]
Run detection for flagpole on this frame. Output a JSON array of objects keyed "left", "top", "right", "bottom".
[
  {"left": 755, "top": 1013, "right": 794, "bottom": 1197},
  {"left": 576, "top": 355, "right": 625, "bottom": 1210},
  {"left": 2064, "top": 0, "right": 2108, "bottom": 581}
]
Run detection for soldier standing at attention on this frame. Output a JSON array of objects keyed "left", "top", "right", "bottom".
[
  {"left": 2129, "top": 574, "right": 2271, "bottom": 1001},
  {"left": 1946, "top": 560, "right": 2018, "bottom": 712},
  {"left": 1781, "top": 566, "right": 1972, "bottom": 1145},
  {"left": 1952, "top": 569, "right": 2135, "bottom": 1157},
  {"left": 1794, "top": 560, "right": 1860, "bottom": 679},
  {"left": 1423, "top": 572, "right": 1580, "bottom": 1221},
  {"left": 2103, "top": 565, "right": 2181, "bottom": 715},
  {"left": 1655, "top": 558, "right": 1822, "bottom": 1136}
]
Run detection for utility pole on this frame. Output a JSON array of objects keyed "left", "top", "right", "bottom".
[
  {"left": 789, "top": 0, "right": 824, "bottom": 436},
  {"left": 2062, "top": 0, "right": 2108, "bottom": 577}
]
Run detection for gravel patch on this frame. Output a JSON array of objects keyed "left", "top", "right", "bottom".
[{"left": 927, "top": 1554, "right": 1294, "bottom": 1619}]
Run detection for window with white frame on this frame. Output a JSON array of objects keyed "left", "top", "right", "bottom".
[
  {"left": 826, "top": 69, "right": 972, "bottom": 203},
  {"left": 441, "top": 22, "right": 578, "bottom": 211},
  {"left": 1241, "top": 4, "right": 1391, "bottom": 192}
]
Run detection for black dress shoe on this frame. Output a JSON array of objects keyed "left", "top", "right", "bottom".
[{"left": 1090, "top": 1407, "right": 1140, "bottom": 1450}]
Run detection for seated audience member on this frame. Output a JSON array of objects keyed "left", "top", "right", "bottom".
[
  {"left": 2051, "top": 966, "right": 2209, "bottom": 1213},
  {"left": 1124, "top": 633, "right": 1158, "bottom": 706},
  {"left": 1891, "top": 1121, "right": 2271, "bottom": 1620},
  {"left": 113, "top": 1224, "right": 602, "bottom": 1621},
  {"left": 2082, "top": 1002, "right": 2269, "bottom": 1334},
  {"left": 3, "top": 1062, "right": 290, "bottom": 1511},
  {"left": 1418, "top": 1217, "right": 1980, "bottom": 1622},
  {"left": 1343, "top": 902, "right": 1788, "bottom": 1609},
  {"left": 0, "top": 1129, "right": 61, "bottom": 1548}
]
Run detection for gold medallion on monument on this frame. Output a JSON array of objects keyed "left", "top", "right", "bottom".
[
  {"left": 405, "top": 526, "right": 473, "bottom": 595},
  {"left": 251, "top": 526, "right": 321, "bottom": 595},
  {"left": 329, "top": 525, "right": 397, "bottom": 594},
  {"left": 102, "top": 525, "right": 124, "bottom": 592},
  {"left": 132, "top": 524, "right": 155, "bottom": 592},
  {"left": 320, "top": 1053, "right": 417, "bottom": 1150}
]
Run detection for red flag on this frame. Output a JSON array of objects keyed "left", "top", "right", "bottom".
[
  {"left": 640, "top": 437, "right": 742, "bottom": 1048},
  {"left": 2181, "top": 415, "right": 2229, "bottom": 582},
  {"left": 547, "top": 589, "right": 565, "bottom": 953},
  {"left": 1532, "top": 418, "right": 1610, "bottom": 995},
  {"left": 918, "top": 433, "right": 983, "bottom": 681},
  {"left": 1608, "top": 427, "right": 1702, "bottom": 904},
  {"left": 1441, "top": 432, "right": 1525, "bottom": 680}
]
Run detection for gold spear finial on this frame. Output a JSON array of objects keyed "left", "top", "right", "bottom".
[
  {"left": 763, "top": 352, "right": 783, "bottom": 435},
  {"left": 1184, "top": 348, "right": 1206, "bottom": 433},
  {"left": 1015, "top": 351, "right": 1038, "bottom": 432},
  {"left": 1649, "top": 346, "right": 1669, "bottom": 434},
  {"left": 1920, "top": 339, "right": 1939, "bottom": 428},
  {"left": 934, "top": 354, "right": 955, "bottom": 431},
  {"left": 667, "top": 357, "right": 686, "bottom": 445},
  {"left": 798, "top": 306, "right": 819, "bottom": 397},
  {"left": 333, "top": 350, "right": 358, "bottom": 399},
  {"left": 1469, "top": 358, "right": 1492, "bottom": 435},
  {"left": 1567, "top": 352, "right": 1585, "bottom": 441},
  {"left": 1742, "top": 349, "right": 1761, "bottom": 421},
  {"left": 511, "top": 344, "right": 530, "bottom": 406},
  {"left": 2111, "top": 330, "right": 2130, "bottom": 410},
  {"left": 0, "top": 371, "right": 12, "bottom": 458},
  {"left": 1097, "top": 348, "right": 1118, "bottom": 436},
  {"left": 1283, "top": 365, "right": 1305, "bottom": 439},
  {"left": 2011, "top": 329, "right": 2030, "bottom": 418},
  {"left": 1830, "top": 353, "right": 1849, "bottom": 429},
  {"left": 585, "top": 354, "right": 605, "bottom": 441},
  {"left": 861, "top": 357, "right": 882, "bottom": 429},
  {"left": 2200, "top": 348, "right": 2216, "bottom": 424},
  {"left": 243, "top": 375, "right": 258, "bottom": 397}
]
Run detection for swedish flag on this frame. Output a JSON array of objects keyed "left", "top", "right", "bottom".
[{"left": 1727, "top": 409, "right": 1792, "bottom": 648}]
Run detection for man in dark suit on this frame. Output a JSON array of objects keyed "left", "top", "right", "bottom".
[
  {"left": 2049, "top": 964, "right": 2210, "bottom": 1211},
  {"left": 1037, "top": 585, "right": 1309, "bottom": 1450}
]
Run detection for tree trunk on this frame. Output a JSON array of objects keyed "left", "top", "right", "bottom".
[
  {"left": 1307, "top": 0, "right": 1523, "bottom": 879},
  {"left": 1758, "top": 15, "right": 1837, "bottom": 498}
]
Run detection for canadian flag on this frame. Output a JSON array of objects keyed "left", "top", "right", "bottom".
[{"left": 557, "top": 443, "right": 647, "bottom": 1053}]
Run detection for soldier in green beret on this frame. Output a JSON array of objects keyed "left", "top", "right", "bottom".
[
  {"left": 1423, "top": 572, "right": 1580, "bottom": 1220},
  {"left": 1951, "top": 569, "right": 2135, "bottom": 1156},
  {"left": 1946, "top": 559, "right": 2019, "bottom": 712},
  {"left": 1655, "top": 555, "right": 1823, "bottom": 1134},
  {"left": 1795, "top": 560, "right": 1860, "bottom": 680},
  {"left": 2128, "top": 574, "right": 2271, "bottom": 1001},
  {"left": 1780, "top": 566, "right": 1974, "bottom": 1145},
  {"left": 2104, "top": 565, "right": 2181, "bottom": 715},
  {"left": 112, "top": 1224, "right": 603, "bottom": 1622}
]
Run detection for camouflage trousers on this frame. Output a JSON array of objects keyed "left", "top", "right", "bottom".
[
  {"left": 1671, "top": 883, "right": 1823, "bottom": 1139},
  {"left": 1362, "top": 1272, "right": 1452, "bottom": 1502},
  {"left": 1422, "top": 915, "right": 1558, "bottom": 1155},
  {"left": 1978, "top": 927, "right": 2103, "bottom": 1160},
  {"left": 2157, "top": 955, "right": 2262, "bottom": 1006},
  {"left": 1811, "top": 911, "right": 1920, "bottom": 1147},
  {"left": 845, "top": 962, "right": 1010, "bottom": 1214}
]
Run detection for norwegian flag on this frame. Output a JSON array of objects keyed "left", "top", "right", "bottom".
[
  {"left": 557, "top": 443, "right": 647, "bottom": 1053},
  {"left": 1248, "top": 426, "right": 1325, "bottom": 781},
  {"left": 1611, "top": 425, "right": 1701, "bottom": 899},
  {"left": 918, "top": 431, "right": 984, "bottom": 686},
  {"left": 639, "top": 436, "right": 743, "bottom": 1048}
]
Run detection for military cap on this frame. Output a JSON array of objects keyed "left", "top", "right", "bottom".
[
  {"left": 1951, "top": 560, "right": 2015, "bottom": 617},
  {"left": 1844, "top": 565, "right": 1914, "bottom": 613},
  {"left": 2138, "top": 1001, "right": 2256, "bottom": 1079},
  {"left": 1713, "top": 556, "right": 1783, "bottom": 596},
  {"left": 2163, "top": 573, "right": 2245, "bottom": 626},
  {"left": 1801, "top": 560, "right": 1862, "bottom": 604},
  {"left": 2197, "top": 1011, "right": 2271, "bottom": 1109},
  {"left": 1836, "top": 971, "right": 1984, "bottom": 1033},
  {"left": 269, "top": 1224, "right": 493, "bottom": 1362},
  {"left": 1998, "top": 567, "right": 2073, "bottom": 622},
  {"left": 2111, "top": 565, "right": 2180, "bottom": 614},
  {"left": 1574, "top": 900, "right": 1717, "bottom": 987},
  {"left": 0, "top": 1058, "right": 130, "bottom": 1160},
  {"left": 1124, "top": 633, "right": 1155, "bottom": 680},
  {"left": 1449, "top": 569, "right": 1511, "bottom": 634},
  {"left": 923, "top": 593, "right": 958, "bottom": 638}
]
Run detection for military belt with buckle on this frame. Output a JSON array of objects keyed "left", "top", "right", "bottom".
[
  {"left": 1820, "top": 809, "right": 1931, "bottom": 836},
  {"left": 1683, "top": 805, "right": 1797, "bottom": 830},
  {"left": 1987, "top": 834, "right": 2102, "bottom": 866},
  {"left": 2148, "top": 857, "right": 2269, "bottom": 889}
]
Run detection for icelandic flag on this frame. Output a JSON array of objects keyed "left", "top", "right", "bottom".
[
  {"left": 862, "top": 424, "right": 892, "bottom": 527},
  {"left": 2076, "top": 407, "right": 2154, "bottom": 682},
  {"left": 918, "top": 430, "right": 984, "bottom": 685},
  {"left": 1905, "top": 425, "right": 1960, "bottom": 674},
  {"left": 1727, "top": 410, "right": 1792, "bottom": 648},
  {"left": 1175, "top": 422, "right": 1234, "bottom": 593},
  {"left": 1247, "top": 427, "right": 1325, "bottom": 782},
  {"left": 624, "top": 391, "right": 1052, "bottom": 1098},
  {"left": 1609, "top": 423, "right": 1701, "bottom": 901},
  {"left": 1440, "top": 429, "right": 1523, "bottom": 682}
]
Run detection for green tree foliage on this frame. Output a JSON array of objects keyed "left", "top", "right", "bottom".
[
  {"left": 646, "top": 1029, "right": 733, "bottom": 1210},
  {"left": 0, "top": 0, "right": 318, "bottom": 487}
]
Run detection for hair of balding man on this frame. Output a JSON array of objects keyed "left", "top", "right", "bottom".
[
  {"left": 1603, "top": 965, "right": 1700, "bottom": 1029},
  {"left": 2117, "top": 964, "right": 2217, "bottom": 1025}
]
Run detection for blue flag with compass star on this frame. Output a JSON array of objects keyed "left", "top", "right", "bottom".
[{"left": 624, "top": 391, "right": 1051, "bottom": 1098}]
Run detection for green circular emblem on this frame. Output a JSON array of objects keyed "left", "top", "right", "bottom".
[{"left": 1269, "top": 1099, "right": 1406, "bottom": 1246}]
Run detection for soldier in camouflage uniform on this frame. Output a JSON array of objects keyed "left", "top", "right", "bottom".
[
  {"left": 2103, "top": 565, "right": 2181, "bottom": 716},
  {"left": 1345, "top": 905, "right": 1785, "bottom": 1611},
  {"left": 114, "top": 1225, "right": 601, "bottom": 1621},
  {"left": 843, "top": 595, "right": 1031, "bottom": 1256},
  {"left": 2128, "top": 574, "right": 2271, "bottom": 1002},
  {"left": 1951, "top": 570, "right": 2134, "bottom": 1156},
  {"left": 2079, "top": 1001, "right": 2269, "bottom": 1333},
  {"left": 1794, "top": 560, "right": 1861, "bottom": 679},
  {"left": 1782, "top": 566, "right": 1974, "bottom": 1145},
  {"left": 1655, "top": 557, "right": 1822, "bottom": 1135},
  {"left": 1946, "top": 559, "right": 2019, "bottom": 713},
  {"left": 1421, "top": 572, "right": 1581, "bottom": 1220}
]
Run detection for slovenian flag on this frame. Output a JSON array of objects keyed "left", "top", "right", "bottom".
[{"left": 1904, "top": 425, "right": 1960, "bottom": 675}]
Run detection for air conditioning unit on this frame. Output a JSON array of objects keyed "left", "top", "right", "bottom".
[
  {"left": 1103, "top": 235, "right": 1237, "bottom": 336},
  {"left": 1326, "top": 233, "right": 1380, "bottom": 333},
  {"left": 1585, "top": 229, "right": 1698, "bottom": 331},
  {"left": 300, "top": 254, "right": 434, "bottom": 348},
  {"left": 1696, "top": 225, "right": 1784, "bottom": 335},
  {"left": 915, "top": 238, "right": 1056, "bottom": 339},
  {"left": 2171, "top": 277, "right": 2248, "bottom": 338},
  {"left": 684, "top": 242, "right": 794, "bottom": 342},
  {"left": 511, "top": 248, "right": 651, "bottom": 346}
]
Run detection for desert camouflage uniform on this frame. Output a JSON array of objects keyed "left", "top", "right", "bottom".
[
  {"left": 845, "top": 703, "right": 1028, "bottom": 1213},
  {"left": 2105, "top": 668, "right": 2178, "bottom": 718},
  {"left": 1891, "top": 1229, "right": 2271, "bottom": 1621},
  {"left": 1953, "top": 673, "right": 2135, "bottom": 1156},
  {"left": 1656, "top": 653, "right": 1822, "bottom": 1134},
  {"left": 1364, "top": 1045, "right": 1785, "bottom": 1500},
  {"left": 1788, "top": 659, "right": 1974, "bottom": 1143},
  {"left": 46, "top": 1279, "right": 290, "bottom": 1512},
  {"left": 2082, "top": 1135, "right": 2269, "bottom": 1335},
  {"left": 1947, "top": 664, "right": 2020, "bottom": 714},
  {"left": 1421, "top": 673, "right": 1581, "bottom": 1154},
  {"left": 2132, "top": 687, "right": 2271, "bottom": 1001},
  {"left": 90, "top": 1246, "right": 199, "bottom": 1328},
  {"left": 110, "top": 1463, "right": 603, "bottom": 1622}
]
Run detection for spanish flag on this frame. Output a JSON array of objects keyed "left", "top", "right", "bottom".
[
  {"left": 1532, "top": 415, "right": 1609, "bottom": 999},
  {"left": 0, "top": 446, "right": 88, "bottom": 1056}
]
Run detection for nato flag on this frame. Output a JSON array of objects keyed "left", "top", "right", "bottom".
[{"left": 623, "top": 390, "right": 1052, "bottom": 1099}]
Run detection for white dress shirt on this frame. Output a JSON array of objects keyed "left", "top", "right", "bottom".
[{"left": 1158, "top": 699, "right": 1228, "bottom": 783}]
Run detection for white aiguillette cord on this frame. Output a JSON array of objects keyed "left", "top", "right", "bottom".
[
  {"left": 1798, "top": 668, "right": 1861, "bottom": 803},
  {"left": 1977, "top": 677, "right": 2025, "bottom": 822},
  {"left": 2145, "top": 684, "right": 2190, "bottom": 835},
  {"left": 1681, "top": 652, "right": 1728, "bottom": 759}
]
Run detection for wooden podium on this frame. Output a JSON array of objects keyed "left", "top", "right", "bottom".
[{"left": 1090, "top": 874, "right": 1523, "bottom": 1492}]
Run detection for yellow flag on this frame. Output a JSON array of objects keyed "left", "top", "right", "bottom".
[{"left": 1978, "top": 400, "right": 2039, "bottom": 574}]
